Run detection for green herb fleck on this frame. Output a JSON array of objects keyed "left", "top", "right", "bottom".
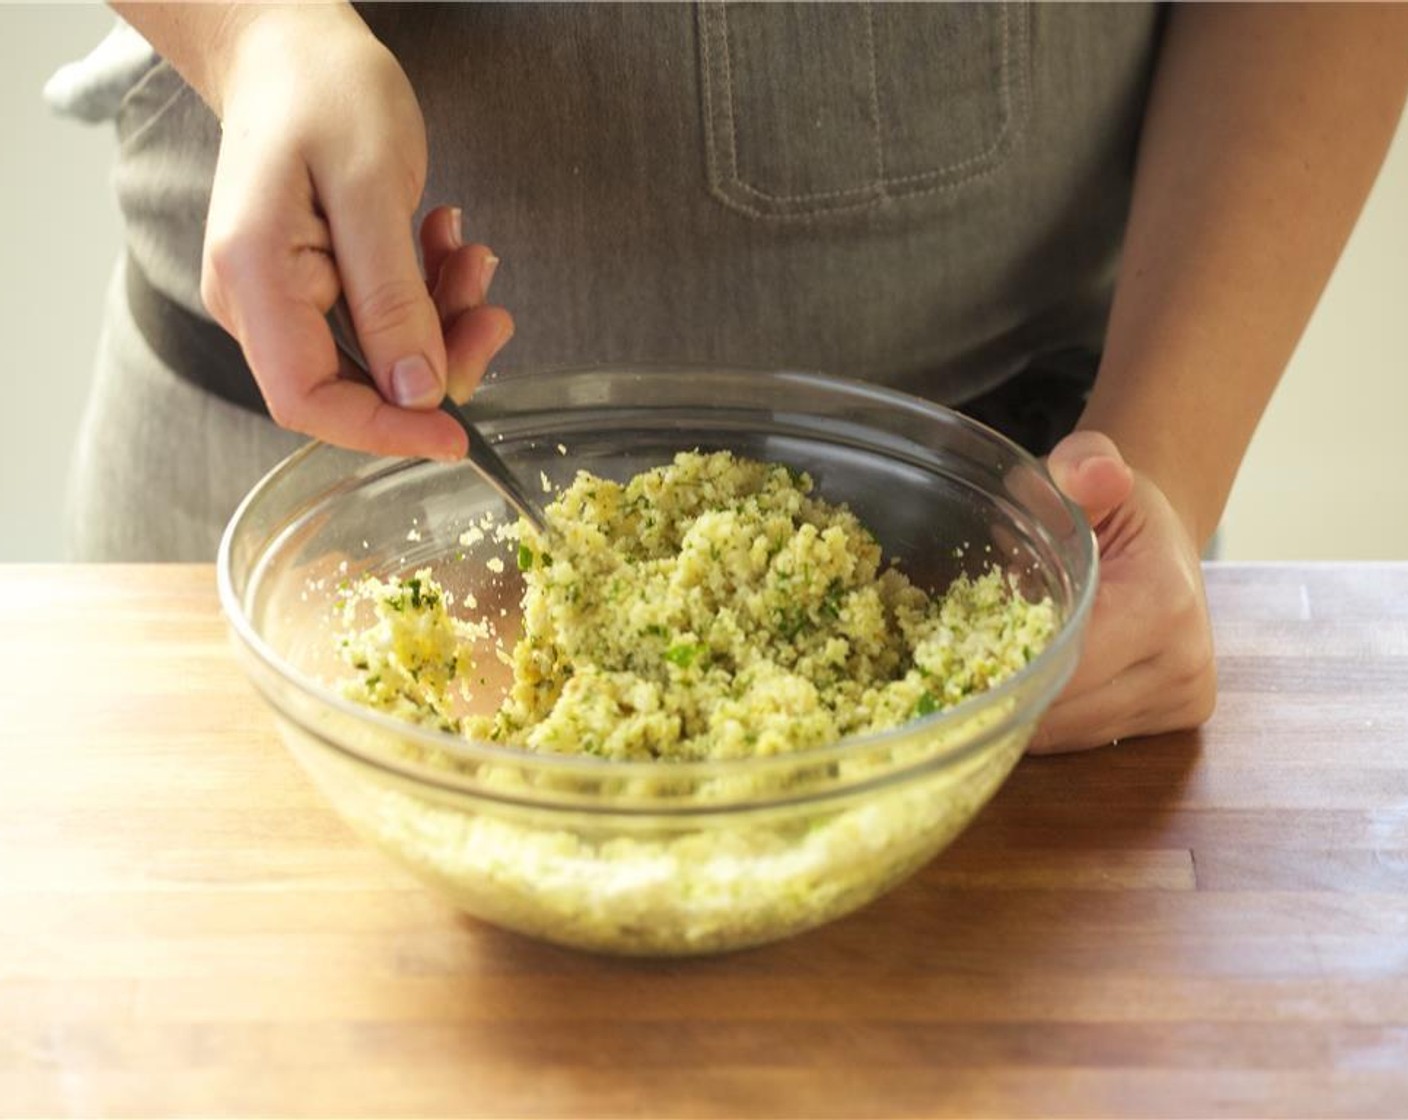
[
  {"left": 775, "top": 605, "right": 810, "bottom": 641},
  {"left": 402, "top": 577, "right": 436, "bottom": 610},
  {"left": 664, "top": 643, "right": 705, "bottom": 668}
]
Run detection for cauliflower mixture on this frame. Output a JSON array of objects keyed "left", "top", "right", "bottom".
[
  {"left": 323, "top": 450, "right": 1059, "bottom": 954},
  {"left": 337, "top": 450, "right": 1056, "bottom": 757}
]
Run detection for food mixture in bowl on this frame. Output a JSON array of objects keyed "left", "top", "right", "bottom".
[
  {"left": 336, "top": 450, "right": 1056, "bottom": 755},
  {"left": 323, "top": 449, "right": 1058, "bottom": 954}
]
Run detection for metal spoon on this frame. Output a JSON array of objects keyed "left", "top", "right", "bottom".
[{"left": 328, "top": 297, "right": 553, "bottom": 536}]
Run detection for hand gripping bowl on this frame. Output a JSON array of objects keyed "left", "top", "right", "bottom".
[{"left": 218, "top": 367, "right": 1096, "bottom": 956}]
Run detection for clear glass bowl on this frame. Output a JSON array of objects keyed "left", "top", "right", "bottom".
[{"left": 218, "top": 367, "right": 1096, "bottom": 956}]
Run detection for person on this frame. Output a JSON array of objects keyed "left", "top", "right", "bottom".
[{"left": 51, "top": 3, "right": 1408, "bottom": 753}]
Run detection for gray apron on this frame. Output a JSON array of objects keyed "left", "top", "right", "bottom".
[{"left": 64, "top": 2, "right": 1162, "bottom": 560}]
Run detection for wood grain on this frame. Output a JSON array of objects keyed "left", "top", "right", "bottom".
[{"left": 2, "top": 562, "right": 1408, "bottom": 1118}]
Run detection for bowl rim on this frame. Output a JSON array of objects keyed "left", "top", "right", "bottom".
[{"left": 217, "top": 364, "right": 1098, "bottom": 790}]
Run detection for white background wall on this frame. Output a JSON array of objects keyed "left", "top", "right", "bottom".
[
  {"left": 1220, "top": 107, "right": 1408, "bottom": 560},
  {"left": 1, "top": 4, "right": 1406, "bottom": 562},
  {"left": 1, "top": 4, "right": 120, "bottom": 561}
]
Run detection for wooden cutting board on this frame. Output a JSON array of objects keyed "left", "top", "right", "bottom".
[{"left": 2, "top": 563, "right": 1407, "bottom": 1118}]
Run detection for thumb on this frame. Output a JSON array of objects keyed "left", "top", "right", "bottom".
[
  {"left": 326, "top": 183, "right": 447, "bottom": 410},
  {"left": 1047, "top": 429, "right": 1135, "bottom": 527}
]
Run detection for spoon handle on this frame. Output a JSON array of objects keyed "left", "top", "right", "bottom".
[
  {"left": 327, "top": 298, "right": 553, "bottom": 535},
  {"left": 435, "top": 396, "right": 555, "bottom": 535}
]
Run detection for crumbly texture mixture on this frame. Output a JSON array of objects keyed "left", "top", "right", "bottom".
[
  {"left": 336, "top": 450, "right": 1056, "bottom": 757},
  {"left": 323, "top": 450, "right": 1060, "bottom": 954}
]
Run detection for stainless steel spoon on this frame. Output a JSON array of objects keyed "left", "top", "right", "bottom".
[{"left": 328, "top": 298, "right": 553, "bottom": 536}]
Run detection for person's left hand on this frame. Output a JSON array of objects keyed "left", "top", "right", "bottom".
[{"left": 1030, "top": 430, "right": 1217, "bottom": 753}]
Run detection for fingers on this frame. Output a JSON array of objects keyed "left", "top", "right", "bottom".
[
  {"left": 1058, "top": 578, "right": 1162, "bottom": 699},
  {"left": 419, "top": 204, "right": 501, "bottom": 324},
  {"left": 217, "top": 244, "right": 466, "bottom": 460},
  {"left": 296, "top": 377, "right": 468, "bottom": 460},
  {"left": 1029, "top": 652, "right": 1216, "bottom": 754},
  {"left": 444, "top": 305, "right": 515, "bottom": 403},
  {"left": 322, "top": 175, "right": 448, "bottom": 410},
  {"left": 1030, "top": 657, "right": 1161, "bottom": 754},
  {"left": 433, "top": 241, "right": 512, "bottom": 402},
  {"left": 1047, "top": 429, "right": 1135, "bottom": 529},
  {"left": 1032, "top": 555, "right": 1216, "bottom": 754},
  {"left": 1026, "top": 442, "right": 1217, "bottom": 755},
  {"left": 417, "top": 207, "right": 514, "bottom": 403},
  {"left": 419, "top": 204, "right": 462, "bottom": 291},
  {"left": 202, "top": 152, "right": 466, "bottom": 459}
]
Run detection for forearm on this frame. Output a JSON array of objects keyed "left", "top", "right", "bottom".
[
  {"left": 1080, "top": 3, "right": 1408, "bottom": 547},
  {"left": 111, "top": 2, "right": 364, "bottom": 114}
]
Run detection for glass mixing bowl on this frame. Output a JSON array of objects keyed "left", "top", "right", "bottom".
[{"left": 218, "top": 367, "right": 1096, "bottom": 955}]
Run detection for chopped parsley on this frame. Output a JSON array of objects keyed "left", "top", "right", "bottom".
[{"left": 664, "top": 643, "right": 705, "bottom": 668}]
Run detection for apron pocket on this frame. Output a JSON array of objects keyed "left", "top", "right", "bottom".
[{"left": 698, "top": 0, "right": 1030, "bottom": 220}]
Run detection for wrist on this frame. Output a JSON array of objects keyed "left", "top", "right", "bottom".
[
  {"left": 197, "top": 5, "right": 266, "bottom": 113},
  {"left": 214, "top": 3, "right": 368, "bottom": 115},
  {"left": 115, "top": 2, "right": 367, "bottom": 117}
]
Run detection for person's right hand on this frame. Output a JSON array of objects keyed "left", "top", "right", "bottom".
[{"left": 198, "top": 5, "right": 512, "bottom": 460}]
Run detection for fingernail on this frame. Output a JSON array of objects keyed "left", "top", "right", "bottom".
[
  {"left": 491, "top": 317, "right": 514, "bottom": 356},
  {"left": 450, "top": 207, "right": 463, "bottom": 247},
  {"left": 481, "top": 254, "right": 500, "bottom": 297},
  {"left": 391, "top": 355, "right": 441, "bottom": 409}
]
